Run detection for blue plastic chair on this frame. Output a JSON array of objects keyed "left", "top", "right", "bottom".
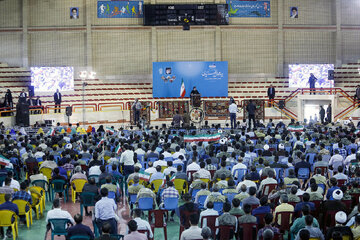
[
  {"left": 224, "top": 193, "right": 237, "bottom": 203},
  {"left": 110, "top": 234, "right": 124, "bottom": 240},
  {"left": 108, "top": 191, "right": 116, "bottom": 200},
  {"left": 285, "top": 167, "right": 295, "bottom": 177},
  {"left": 233, "top": 169, "right": 247, "bottom": 183},
  {"left": 129, "top": 194, "right": 137, "bottom": 205},
  {"left": 48, "top": 218, "right": 71, "bottom": 240},
  {"left": 165, "top": 157, "right": 173, "bottom": 162},
  {"left": 80, "top": 192, "right": 96, "bottom": 217},
  {"left": 198, "top": 195, "right": 208, "bottom": 209},
  {"left": 191, "top": 189, "right": 200, "bottom": 201},
  {"left": 273, "top": 168, "right": 284, "bottom": 182},
  {"left": 138, "top": 197, "right": 154, "bottom": 211},
  {"left": 164, "top": 197, "right": 179, "bottom": 211},
  {"left": 32, "top": 179, "right": 51, "bottom": 201},
  {"left": 306, "top": 153, "right": 316, "bottom": 165},
  {"left": 298, "top": 168, "right": 310, "bottom": 180},
  {"left": 213, "top": 202, "right": 224, "bottom": 214}
]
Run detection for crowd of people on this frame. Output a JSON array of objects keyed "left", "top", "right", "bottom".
[{"left": 0, "top": 119, "right": 360, "bottom": 240}]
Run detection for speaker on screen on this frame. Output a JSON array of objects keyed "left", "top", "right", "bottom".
[{"left": 328, "top": 70, "right": 334, "bottom": 80}]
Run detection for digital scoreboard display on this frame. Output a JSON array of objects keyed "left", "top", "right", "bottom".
[{"left": 144, "top": 4, "right": 229, "bottom": 26}]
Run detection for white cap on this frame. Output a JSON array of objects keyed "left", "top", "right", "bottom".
[
  {"left": 332, "top": 189, "right": 343, "bottom": 200},
  {"left": 263, "top": 144, "right": 269, "bottom": 150},
  {"left": 279, "top": 119, "right": 283, "bottom": 122},
  {"left": 335, "top": 211, "right": 347, "bottom": 224},
  {"left": 220, "top": 138, "right": 227, "bottom": 145},
  {"left": 349, "top": 117, "right": 353, "bottom": 121},
  {"left": 279, "top": 143, "right": 284, "bottom": 149},
  {"left": 65, "top": 143, "right": 72, "bottom": 150},
  {"left": 218, "top": 129, "right": 223, "bottom": 134}
]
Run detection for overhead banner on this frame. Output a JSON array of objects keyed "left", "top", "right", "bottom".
[
  {"left": 153, "top": 61, "right": 228, "bottom": 98},
  {"left": 227, "top": 0, "right": 270, "bottom": 18},
  {"left": 97, "top": 1, "right": 143, "bottom": 18}
]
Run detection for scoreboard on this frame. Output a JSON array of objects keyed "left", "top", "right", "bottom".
[{"left": 144, "top": 4, "right": 229, "bottom": 26}]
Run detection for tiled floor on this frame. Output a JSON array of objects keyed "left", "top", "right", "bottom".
[{"left": 16, "top": 194, "right": 181, "bottom": 240}]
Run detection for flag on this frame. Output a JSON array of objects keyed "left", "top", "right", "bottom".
[
  {"left": 47, "top": 128, "right": 56, "bottom": 136},
  {"left": 97, "top": 138, "right": 105, "bottom": 148},
  {"left": 106, "top": 127, "right": 115, "bottom": 135},
  {"left": 184, "top": 133, "right": 221, "bottom": 142},
  {"left": 115, "top": 144, "right": 122, "bottom": 155},
  {"left": 180, "top": 79, "right": 186, "bottom": 97},
  {"left": 355, "top": 129, "right": 360, "bottom": 135},
  {"left": 288, "top": 125, "right": 304, "bottom": 132},
  {"left": 138, "top": 170, "right": 150, "bottom": 182},
  {"left": 0, "top": 155, "right": 10, "bottom": 166},
  {"left": 170, "top": 174, "right": 176, "bottom": 182}
]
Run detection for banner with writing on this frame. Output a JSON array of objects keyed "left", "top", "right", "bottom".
[{"left": 227, "top": 0, "right": 270, "bottom": 18}]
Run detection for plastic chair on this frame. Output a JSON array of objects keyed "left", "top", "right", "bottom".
[
  {"left": 71, "top": 179, "right": 88, "bottom": 203},
  {"left": 298, "top": 168, "right": 310, "bottom": 180},
  {"left": 110, "top": 234, "right": 124, "bottom": 240},
  {"left": 148, "top": 209, "right": 168, "bottom": 240},
  {"left": 51, "top": 179, "right": 68, "bottom": 203},
  {"left": 48, "top": 218, "right": 71, "bottom": 240},
  {"left": 40, "top": 167, "right": 52, "bottom": 181},
  {"left": 80, "top": 192, "right": 96, "bottom": 217},
  {"left": 163, "top": 197, "right": 178, "bottom": 211},
  {"left": 187, "top": 170, "right": 197, "bottom": 182},
  {"left": 253, "top": 213, "right": 267, "bottom": 229},
  {"left": 213, "top": 202, "right": 224, "bottom": 214},
  {"left": 69, "top": 236, "right": 91, "bottom": 240},
  {"left": 32, "top": 179, "right": 51, "bottom": 202},
  {"left": 129, "top": 194, "right": 137, "bottom": 207},
  {"left": 30, "top": 190, "right": 43, "bottom": 219},
  {"left": 12, "top": 199, "right": 32, "bottom": 228},
  {"left": 233, "top": 169, "right": 247, "bottom": 183},
  {"left": 238, "top": 223, "right": 257, "bottom": 240},
  {"left": 323, "top": 210, "right": 337, "bottom": 231},
  {"left": 217, "top": 225, "right": 236, "bottom": 240},
  {"left": 179, "top": 211, "right": 198, "bottom": 239},
  {"left": 198, "top": 195, "right": 208, "bottom": 209},
  {"left": 151, "top": 179, "right": 163, "bottom": 193},
  {"left": 0, "top": 193, "right": 5, "bottom": 204},
  {"left": 261, "top": 183, "right": 277, "bottom": 197},
  {"left": 0, "top": 210, "right": 18, "bottom": 240},
  {"left": 138, "top": 197, "right": 154, "bottom": 211},
  {"left": 174, "top": 179, "right": 188, "bottom": 195},
  {"left": 200, "top": 215, "right": 217, "bottom": 239},
  {"left": 274, "top": 211, "right": 293, "bottom": 239}
]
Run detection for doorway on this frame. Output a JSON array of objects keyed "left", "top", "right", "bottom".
[{"left": 303, "top": 102, "right": 329, "bottom": 123}]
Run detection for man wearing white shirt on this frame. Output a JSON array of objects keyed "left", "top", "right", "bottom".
[
  {"left": 186, "top": 160, "right": 200, "bottom": 173},
  {"left": 231, "top": 157, "right": 247, "bottom": 179},
  {"left": 134, "top": 143, "right": 146, "bottom": 156},
  {"left": 163, "top": 161, "right": 177, "bottom": 176},
  {"left": 172, "top": 146, "right": 185, "bottom": 160},
  {"left": 344, "top": 148, "right": 356, "bottom": 169},
  {"left": 333, "top": 166, "right": 348, "bottom": 181},
  {"left": 120, "top": 144, "right": 135, "bottom": 175},
  {"left": 162, "top": 148, "right": 172, "bottom": 158},
  {"left": 199, "top": 202, "right": 219, "bottom": 227},
  {"left": 328, "top": 149, "right": 344, "bottom": 169},
  {"left": 153, "top": 155, "right": 167, "bottom": 167},
  {"left": 45, "top": 198, "right": 75, "bottom": 238},
  {"left": 89, "top": 165, "right": 101, "bottom": 176},
  {"left": 2, "top": 172, "right": 20, "bottom": 190},
  {"left": 34, "top": 148, "right": 45, "bottom": 159},
  {"left": 149, "top": 166, "right": 164, "bottom": 184},
  {"left": 180, "top": 214, "right": 202, "bottom": 240},
  {"left": 144, "top": 162, "right": 157, "bottom": 175},
  {"left": 195, "top": 162, "right": 211, "bottom": 179},
  {"left": 130, "top": 209, "right": 153, "bottom": 239},
  {"left": 229, "top": 100, "right": 238, "bottom": 129},
  {"left": 236, "top": 176, "right": 257, "bottom": 192}
]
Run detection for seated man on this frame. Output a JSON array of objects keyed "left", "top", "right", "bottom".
[
  {"left": 215, "top": 174, "right": 228, "bottom": 189},
  {"left": 212, "top": 161, "right": 232, "bottom": 181},
  {"left": 252, "top": 196, "right": 271, "bottom": 217},
  {"left": 294, "top": 192, "right": 315, "bottom": 214},
  {"left": 0, "top": 194, "right": 19, "bottom": 239},
  {"left": 287, "top": 186, "right": 301, "bottom": 203},
  {"left": 229, "top": 198, "right": 244, "bottom": 216},
  {"left": 160, "top": 181, "right": 179, "bottom": 221},
  {"left": 199, "top": 202, "right": 219, "bottom": 227},
  {"left": 215, "top": 202, "right": 237, "bottom": 238},
  {"left": 325, "top": 211, "right": 354, "bottom": 240},
  {"left": 149, "top": 165, "right": 164, "bottom": 185},
  {"left": 95, "top": 188, "right": 119, "bottom": 235},
  {"left": 238, "top": 204, "right": 257, "bottom": 224},
  {"left": 101, "top": 176, "right": 119, "bottom": 201},
  {"left": 136, "top": 187, "right": 157, "bottom": 209},
  {"left": 290, "top": 205, "right": 319, "bottom": 237},
  {"left": 274, "top": 195, "right": 294, "bottom": 226},
  {"left": 70, "top": 165, "right": 87, "bottom": 183},
  {"left": 173, "top": 165, "right": 187, "bottom": 181},
  {"left": 222, "top": 179, "right": 238, "bottom": 195},
  {"left": 242, "top": 186, "right": 260, "bottom": 206},
  {"left": 67, "top": 213, "right": 94, "bottom": 240},
  {"left": 127, "top": 166, "right": 141, "bottom": 184},
  {"left": 130, "top": 209, "right": 153, "bottom": 239},
  {"left": 81, "top": 177, "right": 99, "bottom": 216},
  {"left": 124, "top": 220, "right": 147, "bottom": 240},
  {"left": 0, "top": 177, "right": 14, "bottom": 195},
  {"left": 258, "top": 171, "right": 277, "bottom": 195},
  {"left": 45, "top": 198, "right": 75, "bottom": 238},
  {"left": 178, "top": 193, "right": 200, "bottom": 227},
  {"left": 257, "top": 213, "right": 280, "bottom": 239},
  {"left": 235, "top": 184, "right": 249, "bottom": 202},
  {"left": 194, "top": 182, "right": 210, "bottom": 204},
  {"left": 203, "top": 185, "right": 225, "bottom": 208},
  {"left": 128, "top": 175, "right": 144, "bottom": 195},
  {"left": 294, "top": 215, "right": 324, "bottom": 240},
  {"left": 180, "top": 214, "right": 202, "bottom": 240}
]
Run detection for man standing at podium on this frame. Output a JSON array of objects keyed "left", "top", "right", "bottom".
[
  {"left": 190, "top": 87, "right": 200, "bottom": 107},
  {"left": 190, "top": 87, "right": 199, "bottom": 96}
]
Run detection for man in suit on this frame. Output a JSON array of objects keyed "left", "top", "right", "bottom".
[
  {"left": 319, "top": 106, "right": 325, "bottom": 124},
  {"left": 267, "top": 84, "right": 276, "bottom": 107},
  {"left": 19, "top": 89, "right": 27, "bottom": 103},
  {"left": 326, "top": 104, "right": 332, "bottom": 123},
  {"left": 246, "top": 99, "right": 256, "bottom": 130},
  {"left": 34, "top": 96, "right": 42, "bottom": 114},
  {"left": 54, "top": 89, "right": 62, "bottom": 113}
]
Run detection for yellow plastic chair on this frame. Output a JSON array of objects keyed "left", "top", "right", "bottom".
[
  {"left": 71, "top": 179, "right": 88, "bottom": 203},
  {"left": 30, "top": 186, "right": 46, "bottom": 210},
  {"left": 12, "top": 199, "right": 32, "bottom": 228},
  {"left": 104, "top": 156, "right": 110, "bottom": 161},
  {"left": 174, "top": 179, "right": 188, "bottom": 195},
  {"left": 151, "top": 179, "right": 163, "bottom": 193},
  {"left": 0, "top": 210, "right": 18, "bottom": 240},
  {"left": 199, "top": 178, "right": 210, "bottom": 188},
  {"left": 67, "top": 170, "right": 72, "bottom": 179},
  {"left": 30, "top": 191, "right": 43, "bottom": 219},
  {"left": 161, "top": 166, "right": 167, "bottom": 173},
  {"left": 0, "top": 193, "right": 5, "bottom": 204},
  {"left": 40, "top": 167, "right": 52, "bottom": 181}
]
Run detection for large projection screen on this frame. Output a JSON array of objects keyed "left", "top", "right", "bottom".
[
  {"left": 30, "top": 67, "right": 74, "bottom": 92},
  {"left": 289, "top": 64, "right": 334, "bottom": 88}
]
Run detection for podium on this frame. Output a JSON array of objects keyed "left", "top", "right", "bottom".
[{"left": 190, "top": 94, "right": 201, "bottom": 107}]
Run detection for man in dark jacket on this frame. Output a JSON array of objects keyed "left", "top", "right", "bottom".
[
  {"left": 246, "top": 100, "right": 256, "bottom": 130},
  {"left": 54, "top": 89, "right": 62, "bottom": 113},
  {"left": 267, "top": 84, "right": 276, "bottom": 107}
]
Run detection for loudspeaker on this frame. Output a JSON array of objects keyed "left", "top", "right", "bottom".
[
  {"left": 16, "top": 102, "right": 29, "bottom": 126},
  {"left": 279, "top": 100, "right": 285, "bottom": 109},
  {"left": 28, "top": 86, "right": 34, "bottom": 97},
  {"left": 66, "top": 106, "right": 72, "bottom": 117},
  {"left": 328, "top": 70, "right": 334, "bottom": 80}
]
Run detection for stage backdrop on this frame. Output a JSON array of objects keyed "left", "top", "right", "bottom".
[{"left": 153, "top": 61, "right": 228, "bottom": 98}]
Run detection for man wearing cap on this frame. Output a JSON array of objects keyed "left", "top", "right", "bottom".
[
  {"left": 70, "top": 166, "right": 87, "bottom": 182},
  {"left": 322, "top": 190, "right": 347, "bottom": 219},
  {"left": 128, "top": 175, "right": 144, "bottom": 195},
  {"left": 325, "top": 211, "right": 354, "bottom": 239}
]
